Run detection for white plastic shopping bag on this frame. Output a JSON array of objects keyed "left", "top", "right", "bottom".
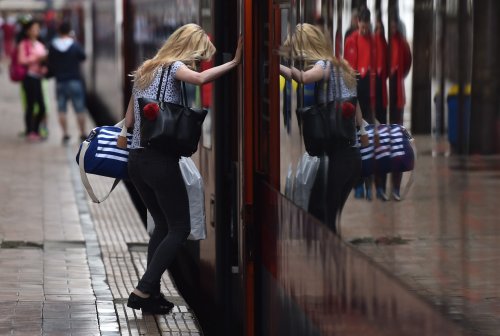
[
  {"left": 147, "top": 157, "right": 206, "bottom": 240},
  {"left": 292, "top": 153, "right": 320, "bottom": 210},
  {"left": 284, "top": 163, "right": 294, "bottom": 199}
]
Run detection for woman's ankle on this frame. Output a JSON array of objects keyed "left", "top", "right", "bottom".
[{"left": 133, "top": 288, "right": 150, "bottom": 298}]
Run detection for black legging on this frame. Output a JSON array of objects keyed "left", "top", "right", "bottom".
[
  {"left": 375, "top": 75, "right": 387, "bottom": 124},
  {"left": 22, "top": 75, "right": 46, "bottom": 134},
  {"left": 357, "top": 74, "right": 375, "bottom": 123},
  {"left": 128, "top": 148, "right": 191, "bottom": 295},
  {"left": 355, "top": 74, "right": 375, "bottom": 191},
  {"left": 308, "top": 146, "right": 361, "bottom": 234},
  {"left": 390, "top": 74, "right": 403, "bottom": 191}
]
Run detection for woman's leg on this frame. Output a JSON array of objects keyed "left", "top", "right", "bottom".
[
  {"left": 130, "top": 150, "right": 190, "bottom": 295},
  {"left": 389, "top": 75, "right": 404, "bottom": 199},
  {"left": 326, "top": 148, "right": 361, "bottom": 234},
  {"left": 23, "top": 77, "right": 37, "bottom": 134},
  {"left": 32, "top": 78, "right": 46, "bottom": 134}
]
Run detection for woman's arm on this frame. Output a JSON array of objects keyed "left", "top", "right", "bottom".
[
  {"left": 175, "top": 36, "right": 243, "bottom": 85},
  {"left": 18, "top": 41, "right": 37, "bottom": 66},
  {"left": 279, "top": 63, "right": 325, "bottom": 84},
  {"left": 117, "top": 96, "right": 134, "bottom": 149},
  {"left": 19, "top": 41, "right": 47, "bottom": 66},
  {"left": 356, "top": 102, "right": 370, "bottom": 147},
  {"left": 124, "top": 96, "right": 134, "bottom": 128}
]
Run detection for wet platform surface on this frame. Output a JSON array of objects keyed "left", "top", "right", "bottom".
[
  {"left": 0, "top": 65, "right": 201, "bottom": 335},
  {"left": 342, "top": 138, "right": 500, "bottom": 335},
  {"left": 0, "top": 61, "right": 498, "bottom": 335}
]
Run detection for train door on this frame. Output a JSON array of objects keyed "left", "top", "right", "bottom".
[{"left": 211, "top": 0, "right": 245, "bottom": 335}]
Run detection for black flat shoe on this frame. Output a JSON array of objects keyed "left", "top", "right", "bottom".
[
  {"left": 127, "top": 292, "right": 172, "bottom": 315},
  {"left": 153, "top": 293, "right": 175, "bottom": 311}
]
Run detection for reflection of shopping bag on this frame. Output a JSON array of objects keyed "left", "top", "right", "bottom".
[
  {"left": 293, "top": 153, "right": 320, "bottom": 210},
  {"left": 284, "top": 163, "right": 294, "bottom": 199},
  {"left": 147, "top": 157, "right": 206, "bottom": 240}
]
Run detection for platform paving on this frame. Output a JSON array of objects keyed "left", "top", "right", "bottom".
[
  {"left": 0, "top": 66, "right": 202, "bottom": 335},
  {"left": 341, "top": 137, "right": 500, "bottom": 336}
]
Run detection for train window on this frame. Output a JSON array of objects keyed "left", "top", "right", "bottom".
[
  {"left": 278, "top": 0, "right": 360, "bottom": 225},
  {"left": 278, "top": 1, "right": 420, "bottom": 236}
]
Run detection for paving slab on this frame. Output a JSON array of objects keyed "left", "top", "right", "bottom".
[
  {"left": 342, "top": 137, "right": 500, "bottom": 336},
  {"left": 0, "top": 65, "right": 202, "bottom": 335}
]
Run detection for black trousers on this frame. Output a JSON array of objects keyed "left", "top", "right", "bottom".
[
  {"left": 389, "top": 74, "right": 403, "bottom": 190},
  {"left": 22, "top": 75, "right": 46, "bottom": 134},
  {"left": 357, "top": 74, "right": 375, "bottom": 123},
  {"left": 375, "top": 75, "right": 387, "bottom": 124},
  {"left": 308, "top": 146, "right": 361, "bottom": 234},
  {"left": 389, "top": 74, "right": 404, "bottom": 124},
  {"left": 128, "top": 148, "right": 191, "bottom": 295}
]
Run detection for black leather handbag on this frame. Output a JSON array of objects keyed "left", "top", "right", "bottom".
[
  {"left": 296, "top": 67, "right": 356, "bottom": 156},
  {"left": 138, "top": 65, "right": 208, "bottom": 157}
]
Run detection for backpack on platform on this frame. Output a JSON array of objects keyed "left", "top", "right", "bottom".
[{"left": 9, "top": 41, "right": 29, "bottom": 82}]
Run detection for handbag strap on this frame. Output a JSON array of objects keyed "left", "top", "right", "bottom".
[
  {"left": 181, "top": 81, "right": 188, "bottom": 106},
  {"left": 78, "top": 140, "right": 120, "bottom": 203},
  {"left": 156, "top": 65, "right": 187, "bottom": 106},
  {"left": 156, "top": 66, "right": 168, "bottom": 101},
  {"left": 77, "top": 119, "right": 126, "bottom": 203},
  {"left": 156, "top": 67, "right": 170, "bottom": 101},
  {"left": 158, "top": 64, "right": 188, "bottom": 106},
  {"left": 314, "top": 60, "right": 330, "bottom": 104}
]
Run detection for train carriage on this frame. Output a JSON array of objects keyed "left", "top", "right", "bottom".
[{"left": 57, "top": 1, "right": 467, "bottom": 335}]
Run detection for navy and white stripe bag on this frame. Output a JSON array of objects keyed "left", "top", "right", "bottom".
[
  {"left": 358, "top": 124, "right": 415, "bottom": 177},
  {"left": 76, "top": 126, "right": 131, "bottom": 179},
  {"left": 76, "top": 123, "right": 131, "bottom": 203}
]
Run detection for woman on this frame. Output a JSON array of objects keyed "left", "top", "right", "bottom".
[
  {"left": 122, "top": 24, "right": 242, "bottom": 314},
  {"left": 18, "top": 19, "right": 48, "bottom": 141},
  {"left": 280, "top": 23, "right": 367, "bottom": 234}
]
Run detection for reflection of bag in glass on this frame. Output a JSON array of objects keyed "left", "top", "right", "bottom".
[
  {"left": 296, "top": 63, "right": 357, "bottom": 156},
  {"left": 147, "top": 157, "right": 206, "bottom": 240},
  {"left": 292, "top": 153, "right": 320, "bottom": 210},
  {"left": 139, "top": 65, "right": 207, "bottom": 157},
  {"left": 358, "top": 124, "right": 415, "bottom": 176},
  {"left": 297, "top": 101, "right": 357, "bottom": 156},
  {"left": 284, "top": 163, "right": 294, "bottom": 199}
]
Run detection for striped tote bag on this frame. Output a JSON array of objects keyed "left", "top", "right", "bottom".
[{"left": 76, "top": 122, "right": 131, "bottom": 203}]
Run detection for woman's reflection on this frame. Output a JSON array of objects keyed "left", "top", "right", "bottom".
[{"left": 279, "top": 23, "right": 368, "bottom": 234}]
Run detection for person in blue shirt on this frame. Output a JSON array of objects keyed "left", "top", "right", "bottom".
[{"left": 48, "top": 21, "right": 87, "bottom": 144}]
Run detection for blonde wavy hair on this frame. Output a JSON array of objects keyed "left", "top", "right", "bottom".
[
  {"left": 132, "top": 24, "right": 216, "bottom": 89},
  {"left": 282, "top": 23, "right": 357, "bottom": 90}
]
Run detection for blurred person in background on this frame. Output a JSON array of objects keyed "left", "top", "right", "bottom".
[
  {"left": 2, "top": 15, "right": 16, "bottom": 59},
  {"left": 373, "top": 14, "right": 390, "bottom": 200},
  {"left": 344, "top": 8, "right": 359, "bottom": 40},
  {"left": 48, "top": 21, "right": 87, "bottom": 144},
  {"left": 0, "top": 15, "right": 4, "bottom": 61},
  {"left": 344, "top": 7, "right": 378, "bottom": 200},
  {"left": 389, "top": 14, "right": 412, "bottom": 200},
  {"left": 18, "top": 19, "right": 48, "bottom": 142}
]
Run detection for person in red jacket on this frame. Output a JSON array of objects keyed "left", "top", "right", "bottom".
[
  {"left": 344, "top": 8, "right": 387, "bottom": 200},
  {"left": 373, "top": 15, "right": 390, "bottom": 200},
  {"left": 389, "top": 15, "right": 411, "bottom": 125},
  {"left": 389, "top": 15, "right": 412, "bottom": 200},
  {"left": 374, "top": 16, "right": 388, "bottom": 124}
]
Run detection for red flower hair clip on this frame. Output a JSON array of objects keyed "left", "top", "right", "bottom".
[
  {"left": 341, "top": 101, "right": 356, "bottom": 119},
  {"left": 143, "top": 103, "right": 160, "bottom": 121}
]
